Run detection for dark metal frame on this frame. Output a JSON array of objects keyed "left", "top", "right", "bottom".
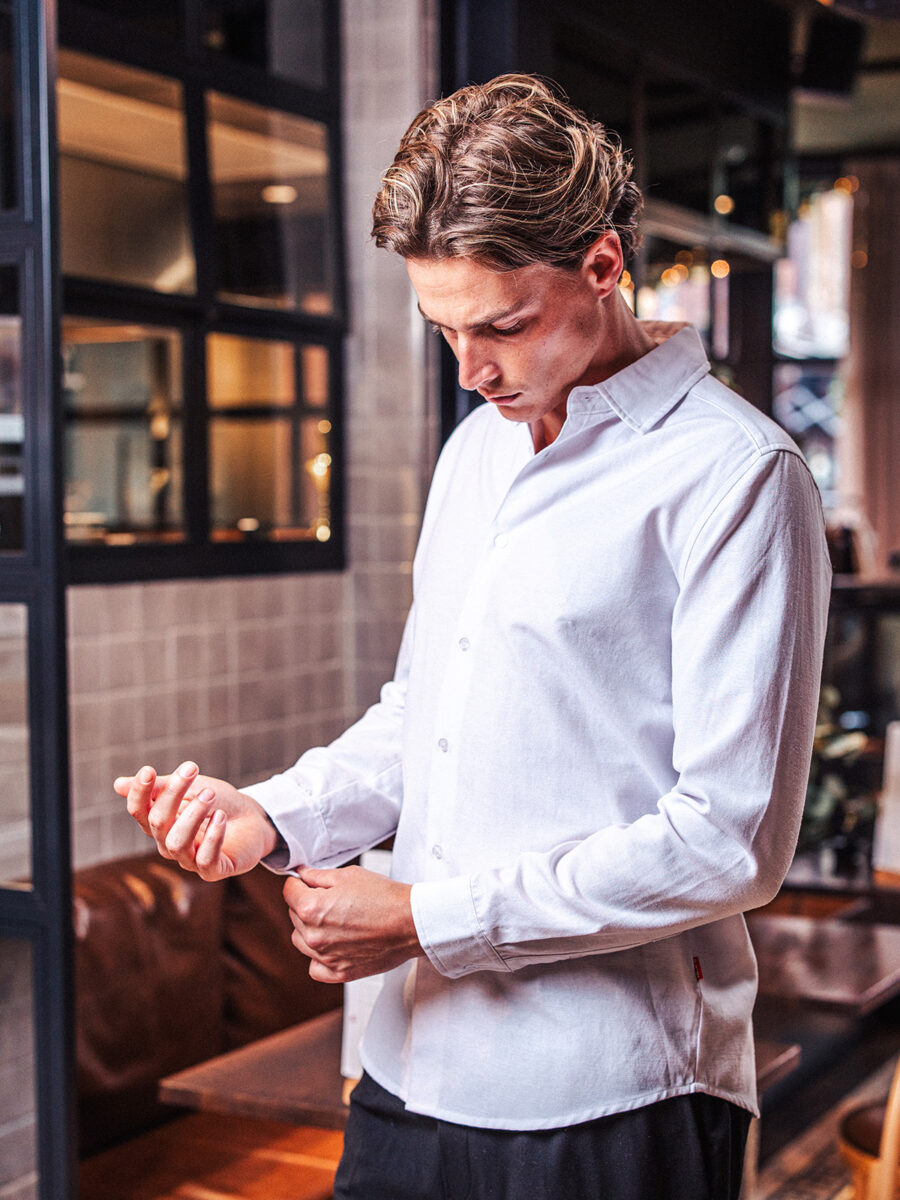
[
  {"left": 0, "top": 0, "right": 77, "bottom": 1197},
  {"left": 56, "top": 0, "right": 346, "bottom": 583}
]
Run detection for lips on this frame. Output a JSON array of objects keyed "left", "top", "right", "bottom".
[{"left": 481, "top": 392, "right": 521, "bottom": 404}]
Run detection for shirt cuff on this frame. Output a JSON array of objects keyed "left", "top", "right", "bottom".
[
  {"left": 242, "top": 775, "right": 329, "bottom": 874},
  {"left": 410, "top": 875, "right": 511, "bottom": 978}
]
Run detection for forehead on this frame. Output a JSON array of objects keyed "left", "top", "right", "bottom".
[{"left": 406, "top": 256, "right": 569, "bottom": 328}]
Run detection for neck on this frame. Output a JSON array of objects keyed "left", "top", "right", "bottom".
[{"left": 530, "top": 293, "right": 658, "bottom": 452}]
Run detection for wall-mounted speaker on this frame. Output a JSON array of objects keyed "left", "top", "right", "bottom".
[{"left": 800, "top": 9, "right": 866, "bottom": 96}]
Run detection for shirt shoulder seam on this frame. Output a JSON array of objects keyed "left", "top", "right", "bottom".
[{"left": 677, "top": 444, "right": 805, "bottom": 581}]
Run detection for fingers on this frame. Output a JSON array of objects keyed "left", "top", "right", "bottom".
[
  {"left": 294, "top": 865, "right": 336, "bottom": 888},
  {"left": 289, "top": 921, "right": 346, "bottom": 983},
  {"left": 122, "top": 765, "right": 158, "bottom": 836},
  {"left": 192, "top": 807, "right": 228, "bottom": 879},
  {"left": 163, "top": 786, "right": 216, "bottom": 865},
  {"left": 144, "top": 761, "right": 199, "bottom": 856}
]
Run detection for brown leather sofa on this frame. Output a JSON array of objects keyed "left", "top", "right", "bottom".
[{"left": 74, "top": 852, "right": 341, "bottom": 1159}]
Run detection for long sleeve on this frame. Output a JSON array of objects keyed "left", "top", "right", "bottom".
[
  {"left": 243, "top": 605, "right": 415, "bottom": 870},
  {"left": 410, "top": 448, "right": 831, "bottom": 977}
]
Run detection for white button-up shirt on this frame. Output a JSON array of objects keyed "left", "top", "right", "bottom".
[{"left": 246, "top": 326, "right": 831, "bottom": 1129}]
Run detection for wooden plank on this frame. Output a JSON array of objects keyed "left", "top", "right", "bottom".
[
  {"left": 749, "top": 913, "right": 900, "bottom": 1016},
  {"left": 79, "top": 1111, "right": 342, "bottom": 1200},
  {"left": 754, "top": 1038, "right": 801, "bottom": 1093},
  {"left": 160, "top": 1009, "right": 347, "bottom": 1129}
]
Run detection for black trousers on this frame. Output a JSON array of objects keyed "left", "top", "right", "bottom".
[{"left": 333, "top": 1072, "right": 752, "bottom": 1200}]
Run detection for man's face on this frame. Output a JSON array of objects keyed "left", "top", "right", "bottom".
[{"left": 406, "top": 254, "right": 610, "bottom": 435}]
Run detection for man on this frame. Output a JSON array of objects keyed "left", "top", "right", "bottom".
[{"left": 117, "top": 74, "right": 831, "bottom": 1199}]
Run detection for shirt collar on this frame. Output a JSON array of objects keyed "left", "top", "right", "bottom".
[{"left": 567, "top": 325, "right": 711, "bottom": 435}]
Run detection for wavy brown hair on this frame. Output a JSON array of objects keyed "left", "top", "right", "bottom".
[{"left": 371, "top": 73, "right": 642, "bottom": 270}]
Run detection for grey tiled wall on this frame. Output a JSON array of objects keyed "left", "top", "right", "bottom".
[
  {"left": 67, "top": 574, "right": 351, "bottom": 866},
  {"left": 66, "top": 0, "right": 439, "bottom": 870},
  {"left": 0, "top": 938, "right": 37, "bottom": 1200}
]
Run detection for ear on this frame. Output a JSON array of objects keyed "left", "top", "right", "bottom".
[{"left": 580, "top": 232, "right": 624, "bottom": 299}]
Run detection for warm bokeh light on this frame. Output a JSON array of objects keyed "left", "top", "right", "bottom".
[
  {"left": 260, "top": 184, "right": 298, "bottom": 205},
  {"left": 850, "top": 249, "right": 868, "bottom": 269},
  {"left": 711, "top": 259, "right": 730, "bottom": 279},
  {"left": 714, "top": 194, "right": 735, "bottom": 216},
  {"left": 675, "top": 250, "right": 694, "bottom": 267},
  {"left": 619, "top": 270, "right": 633, "bottom": 289}
]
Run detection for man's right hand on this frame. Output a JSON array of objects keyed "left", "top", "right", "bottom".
[{"left": 113, "top": 762, "right": 278, "bottom": 880}]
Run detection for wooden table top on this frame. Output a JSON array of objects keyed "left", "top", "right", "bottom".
[
  {"left": 749, "top": 912, "right": 900, "bottom": 1016},
  {"left": 160, "top": 1008, "right": 348, "bottom": 1129}
]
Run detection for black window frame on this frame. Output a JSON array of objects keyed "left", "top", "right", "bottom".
[{"left": 57, "top": 0, "right": 346, "bottom": 584}]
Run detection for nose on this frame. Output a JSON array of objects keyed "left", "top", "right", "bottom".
[{"left": 455, "top": 334, "right": 500, "bottom": 393}]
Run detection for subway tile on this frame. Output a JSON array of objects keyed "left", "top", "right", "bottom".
[
  {"left": 174, "top": 685, "right": 210, "bottom": 737},
  {"left": 2, "top": 1174, "right": 39, "bottom": 1200},
  {"left": 207, "top": 677, "right": 236, "bottom": 732},
  {"left": 173, "top": 631, "right": 213, "bottom": 678},
  {"left": 142, "top": 687, "right": 176, "bottom": 742},
  {"left": 0, "top": 1060, "right": 37, "bottom": 1124},
  {"left": 0, "top": 727, "right": 27, "bottom": 768},
  {"left": 0, "top": 1117, "right": 37, "bottom": 1183},
  {"left": 105, "top": 585, "right": 142, "bottom": 635},
  {"left": 67, "top": 639, "right": 107, "bottom": 695},
  {"left": 71, "top": 812, "right": 106, "bottom": 871},
  {"left": 106, "top": 693, "right": 143, "bottom": 747},
  {"left": 136, "top": 632, "right": 170, "bottom": 686},
  {"left": 200, "top": 578, "right": 238, "bottom": 623},
  {"left": 67, "top": 586, "right": 111, "bottom": 638},
  {"left": 139, "top": 582, "right": 182, "bottom": 632},
  {"left": 106, "top": 639, "right": 143, "bottom": 691}
]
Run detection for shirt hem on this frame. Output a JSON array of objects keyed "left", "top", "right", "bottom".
[{"left": 357, "top": 1055, "right": 758, "bottom": 1128}]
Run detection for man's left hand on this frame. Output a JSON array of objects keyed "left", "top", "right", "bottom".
[{"left": 284, "top": 865, "right": 421, "bottom": 984}]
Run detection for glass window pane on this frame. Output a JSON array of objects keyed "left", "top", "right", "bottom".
[
  {"left": 57, "top": 51, "right": 196, "bottom": 294},
  {"left": 209, "top": 415, "right": 331, "bottom": 542},
  {"left": 0, "top": 2, "right": 16, "bottom": 210},
  {"left": 301, "top": 344, "right": 329, "bottom": 409},
  {"left": 0, "top": 604, "right": 30, "bottom": 888},
  {"left": 774, "top": 185, "right": 852, "bottom": 360},
  {"left": 203, "top": 0, "right": 327, "bottom": 90},
  {"left": 207, "top": 333, "right": 295, "bottom": 409},
  {"left": 68, "top": 0, "right": 181, "bottom": 40},
  {"left": 0, "top": 938, "right": 37, "bottom": 1198},
  {"left": 62, "top": 319, "right": 185, "bottom": 544},
  {"left": 0, "top": 264, "right": 23, "bottom": 552},
  {"left": 208, "top": 92, "right": 334, "bottom": 314}
]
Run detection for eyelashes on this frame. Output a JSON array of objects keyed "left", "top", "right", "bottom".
[{"left": 428, "top": 322, "right": 525, "bottom": 338}]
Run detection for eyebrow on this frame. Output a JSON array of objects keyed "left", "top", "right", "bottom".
[{"left": 416, "top": 301, "right": 526, "bottom": 332}]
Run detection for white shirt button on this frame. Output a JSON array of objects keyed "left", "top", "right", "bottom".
[
  {"left": 431, "top": 844, "right": 443, "bottom": 860},
  {"left": 458, "top": 636, "right": 470, "bottom": 651},
  {"left": 493, "top": 532, "right": 509, "bottom": 549},
  {"left": 437, "top": 737, "right": 449, "bottom": 752}
]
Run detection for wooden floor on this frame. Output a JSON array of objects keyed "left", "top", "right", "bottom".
[{"left": 79, "top": 1112, "right": 343, "bottom": 1200}]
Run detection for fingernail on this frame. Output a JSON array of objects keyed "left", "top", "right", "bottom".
[
  {"left": 196, "top": 788, "right": 215, "bottom": 804},
  {"left": 178, "top": 761, "right": 198, "bottom": 779},
  {"left": 139, "top": 767, "right": 154, "bottom": 784}
]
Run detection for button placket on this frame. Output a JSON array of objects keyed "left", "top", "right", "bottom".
[{"left": 423, "top": 552, "right": 491, "bottom": 873}]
